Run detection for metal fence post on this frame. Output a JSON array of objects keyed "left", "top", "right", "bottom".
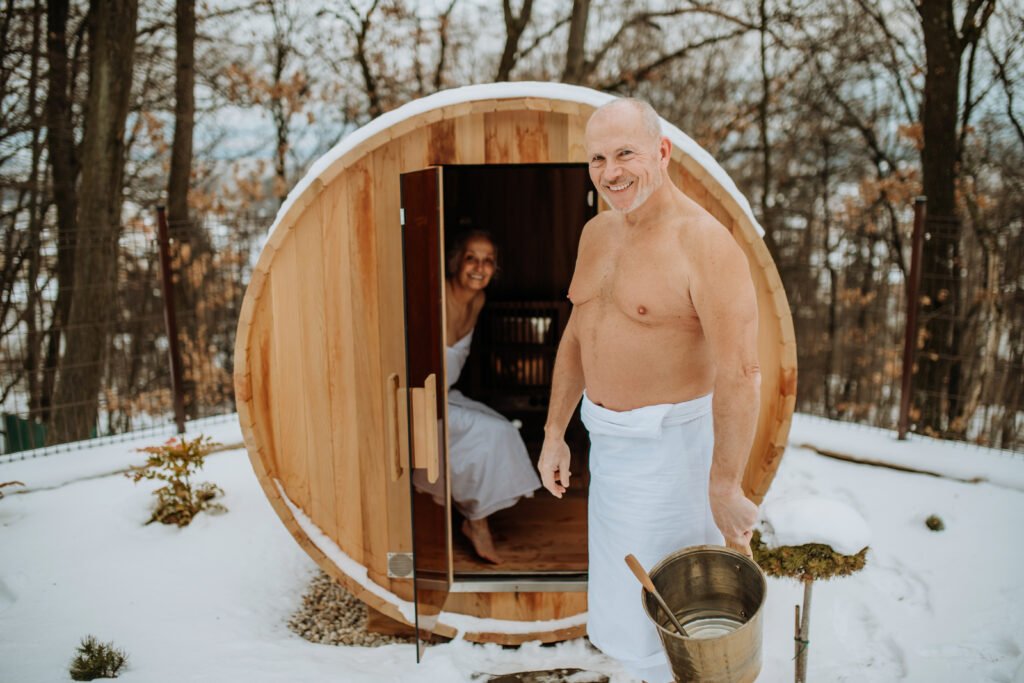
[
  {"left": 898, "top": 197, "right": 927, "bottom": 440},
  {"left": 156, "top": 206, "right": 187, "bottom": 435}
]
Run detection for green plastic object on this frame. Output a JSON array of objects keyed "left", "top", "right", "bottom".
[{"left": 3, "top": 413, "right": 47, "bottom": 453}]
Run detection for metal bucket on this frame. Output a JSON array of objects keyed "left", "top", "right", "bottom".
[{"left": 642, "top": 545, "right": 766, "bottom": 683}]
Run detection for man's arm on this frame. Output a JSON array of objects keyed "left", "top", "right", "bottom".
[
  {"left": 689, "top": 221, "right": 761, "bottom": 555},
  {"left": 538, "top": 310, "right": 584, "bottom": 498}
]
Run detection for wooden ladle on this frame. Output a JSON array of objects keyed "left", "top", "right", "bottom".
[{"left": 625, "top": 554, "right": 690, "bottom": 637}]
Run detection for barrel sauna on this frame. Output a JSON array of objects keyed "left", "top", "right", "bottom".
[{"left": 233, "top": 82, "right": 797, "bottom": 650}]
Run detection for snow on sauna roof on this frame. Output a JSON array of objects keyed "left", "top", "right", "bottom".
[{"left": 269, "top": 81, "right": 764, "bottom": 242}]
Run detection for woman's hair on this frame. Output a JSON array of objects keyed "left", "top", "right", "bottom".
[{"left": 446, "top": 229, "right": 499, "bottom": 279}]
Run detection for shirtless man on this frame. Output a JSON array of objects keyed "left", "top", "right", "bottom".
[{"left": 537, "top": 98, "right": 761, "bottom": 683}]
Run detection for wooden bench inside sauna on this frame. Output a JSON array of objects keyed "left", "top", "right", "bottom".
[{"left": 233, "top": 82, "right": 797, "bottom": 650}]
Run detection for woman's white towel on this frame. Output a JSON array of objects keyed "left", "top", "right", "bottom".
[{"left": 415, "top": 331, "right": 541, "bottom": 520}]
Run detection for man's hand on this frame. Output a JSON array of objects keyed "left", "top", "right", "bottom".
[
  {"left": 709, "top": 484, "right": 758, "bottom": 557},
  {"left": 538, "top": 437, "right": 571, "bottom": 498}
]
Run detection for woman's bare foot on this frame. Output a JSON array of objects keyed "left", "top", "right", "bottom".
[{"left": 462, "top": 518, "right": 503, "bottom": 564}]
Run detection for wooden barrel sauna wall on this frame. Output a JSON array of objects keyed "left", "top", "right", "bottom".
[{"left": 233, "top": 82, "right": 798, "bottom": 645}]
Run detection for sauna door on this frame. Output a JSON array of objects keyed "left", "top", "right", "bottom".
[{"left": 399, "top": 167, "right": 452, "bottom": 658}]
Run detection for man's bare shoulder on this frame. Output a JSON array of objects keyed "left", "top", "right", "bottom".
[
  {"left": 677, "top": 202, "right": 755, "bottom": 319},
  {"left": 671, "top": 200, "right": 741, "bottom": 264},
  {"left": 579, "top": 210, "right": 617, "bottom": 247}
]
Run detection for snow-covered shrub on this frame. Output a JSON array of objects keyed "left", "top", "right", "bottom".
[
  {"left": 126, "top": 435, "right": 225, "bottom": 526},
  {"left": 68, "top": 635, "right": 128, "bottom": 680}
]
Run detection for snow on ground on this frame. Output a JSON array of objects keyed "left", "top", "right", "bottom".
[
  {"left": 758, "top": 495, "right": 871, "bottom": 555},
  {"left": 2, "top": 415, "right": 1023, "bottom": 682}
]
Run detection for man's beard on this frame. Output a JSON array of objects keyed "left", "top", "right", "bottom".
[{"left": 602, "top": 172, "right": 663, "bottom": 214}]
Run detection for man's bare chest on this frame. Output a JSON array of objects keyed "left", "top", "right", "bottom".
[{"left": 570, "top": 243, "right": 695, "bottom": 324}]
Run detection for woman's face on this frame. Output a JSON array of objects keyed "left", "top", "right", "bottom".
[{"left": 456, "top": 237, "right": 496, "bottom": 291}]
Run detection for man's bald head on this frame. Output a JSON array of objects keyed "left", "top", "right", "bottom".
[
  {"left": 584, "top": 97, "right": 671, "bottom": 213},
  {"left": 586, "top": 98, "right": 663, "bottom": 145}
]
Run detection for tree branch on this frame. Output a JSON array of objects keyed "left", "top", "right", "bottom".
[
  {"left": 986, "top": 35, "right": 1024, "bottom": 150},
  {"left": 850, "top": 0, "right": 920, "bottom": 124},
  {"left": 960, "top": 0, "right": 996, "bottom": 49},
  {"left": 433, "top": 0, "right": 458, "bottom": 90},
  {"left": 595, "top": 28, "right": 748, "bottom": 92},
  {"left": 514, "top": 12, "right": 569, "bottom": 64}
]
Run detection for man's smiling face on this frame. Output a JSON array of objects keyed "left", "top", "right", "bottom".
[{"left": 585, "top": 103, "right": 668, "bottom": 214}]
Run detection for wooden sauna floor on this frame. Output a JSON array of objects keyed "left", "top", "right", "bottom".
[{"left": 452, "top": 488, "right": 588, "bottom": 575}]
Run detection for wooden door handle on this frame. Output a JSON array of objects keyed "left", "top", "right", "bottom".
[
  {"left": 384, "top": 373, "right": 402, "bottom": 481},
  {"left": 410, "top": 373, "right": 441, "bottom": 484},
  {"left": 422, "top": 373, "right": 439, "bottom": 483}
]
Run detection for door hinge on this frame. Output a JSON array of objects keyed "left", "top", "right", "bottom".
[{"left": 399, "top": 208, "right": 405, "bottom": 225}]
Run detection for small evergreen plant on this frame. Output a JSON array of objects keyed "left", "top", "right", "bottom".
[
  {"left": 126, "top": 435, "right": 225, "bottom": 526},
  {"left": 68, "top": 635, "right": 128, "bottom": 680}
]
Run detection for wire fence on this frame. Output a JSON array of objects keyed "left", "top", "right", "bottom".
[
  {"left": 776, "top": 202, "right": 1023, "bottom": 453},
  {"left": 905, "top": 213, "right": 1024, "bottom": 449},
  {"left": 0, "top": 210, "right": 266, "bottom": 456},
  {"left": 1, "top": 199, "right": 1020, "bottom": 458}
]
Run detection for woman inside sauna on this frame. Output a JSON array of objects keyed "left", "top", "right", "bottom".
[{"left": 416, "top": 230, "right": 542, "bottom": 564}]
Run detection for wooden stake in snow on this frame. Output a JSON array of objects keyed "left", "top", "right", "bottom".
[{"left": 753, "top": 496, "right": 870, "bottom": 683}]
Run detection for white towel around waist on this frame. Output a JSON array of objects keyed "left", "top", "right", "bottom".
[
  {"left": 582, "top": 390, "right": 719, "bottom": 683},
  {"left": 580, "top": 390, "right": 712, "bottom": 439}
]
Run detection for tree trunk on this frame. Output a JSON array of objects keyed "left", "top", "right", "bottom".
[
  {"left": 821, "top": 139, "right": 838, "bottom": 418},
  {"left": 916, "top": 0, "right": 962, "bottom": 435},
  {"left": 268, "top": 0, "right": 291, "bottom": 204},
  {"left": 25, "top": 0, "right": 45, "bottom": 422},
  {"left": 562, "top": 0, "right": 590, "bottom": 84},
  {"left": 496, "top": 0, "right": 533, "bottom": 81},
  {"left": 50, "top": 0, "right": 139, "bottom": 443},
  {"left": 757, "top": 0, "right": 780, "bottom": 261},
  {"left": 167, "top": 0, "right": 202, "bottom": 419},
  {"left": 914, "top": 0, "right": 994, "bottom": 435},
  {"left": 167, "top": 0, "right": 194, "bottom": 230},
  {"left": 433, "top": 0, "right": 457, "bottom": 91},
  {"left": 43, "top": 0, "right": 80, "bottom": 421}
]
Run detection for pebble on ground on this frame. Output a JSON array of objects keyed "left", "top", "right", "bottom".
[
  {"left": 288, "top": 571, "right": 610, "bottom": 683},
  {"left": 287, "top": 571, "right": 413, "bottom": 647}
]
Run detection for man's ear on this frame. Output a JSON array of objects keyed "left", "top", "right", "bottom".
[{"left": 659, "top": 137, "right": 672, "bottom": 168}]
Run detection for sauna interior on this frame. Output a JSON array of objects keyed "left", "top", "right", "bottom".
[{"left": 408, "top": 163, "right": 597, "bottom": 579}]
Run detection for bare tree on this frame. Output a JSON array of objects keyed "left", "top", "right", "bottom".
[
  {"left": 0, "top": 1, "right": 49, "bottom": 419},
  {"left": 433, "top": 0, "right": 458, "bottom": 90},
  {"left": 562, "top": 0, "right": 590, "bottom": 83},
  {"left": 51, "top": 0, "right": 139, "bottom": 442},
  {"left": 41, "top": 0, "right": 86, "bottom": 420},
  {"left": 496, "top": 0, "right": 534, "bottom": 81},
  {"left": 167, "top": 0, "right": 194, "bottom": 228},
  {"left": 915, "top": 0, "right": 996, "bottom": 434},
  {"left": 266, "top": 0, "right": 301, "bottom": 203}
]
